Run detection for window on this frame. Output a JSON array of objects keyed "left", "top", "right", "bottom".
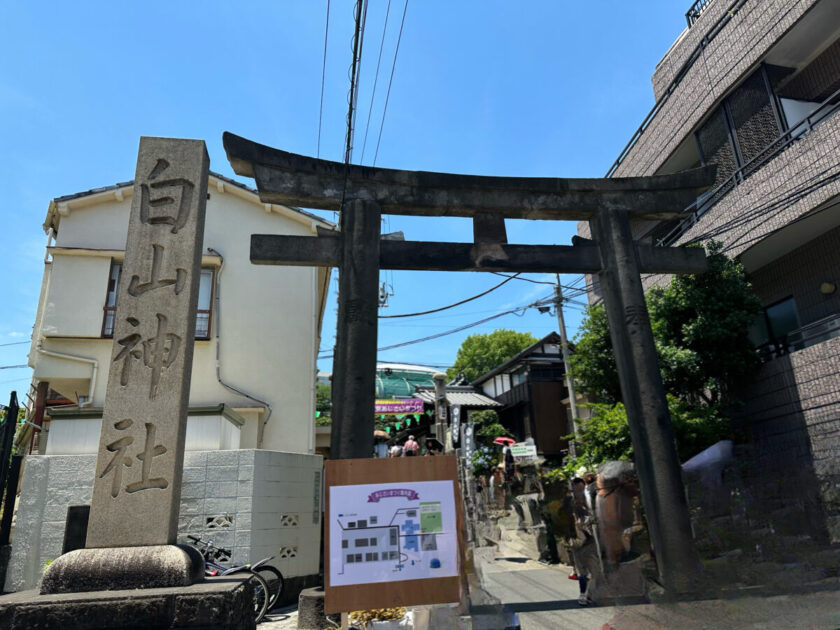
[
  {"left": 365, "top": 552, "right": 378, "bottom": 562},
  {"left": 354, "top": 538, "right": 368, "bottom": 548},
  {"left": 346, "top": 554, "right": 355, "bottom": 563},
  {"left": 369, "top": 538, "right": 377, "bottom": 546},
  {"left": 341, "top": 540, "right": 348, "bottom": 549},
  {"left": 102, "top": 261, "right": 214, "bottom": 339},
  {"left": 101, "top": 261, "right": 121, "bottom": 337},
  {"left": 750, "top": 297, "right": 801, "bottom": 351},
  {"left": 695, "top": 66, "right": 784, "bottom": 187}
]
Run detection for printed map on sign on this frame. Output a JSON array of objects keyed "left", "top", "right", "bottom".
[{"left": 329, "top": 481, "right": 458, "bottom": 587}]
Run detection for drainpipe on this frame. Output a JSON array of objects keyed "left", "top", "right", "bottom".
[
  {"left": 35, "top": 342, "right": 97, "bottom": 408},
  {"left": 207, "top": 248, "right": 273, "bottom": 449}
]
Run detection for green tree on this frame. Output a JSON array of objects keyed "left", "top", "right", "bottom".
[
  {"left": 569, "top": 243, "right": 760, "bottom": 413},
  {"left": 569, "top": 396, "right": 729, "bottom": 469},
  {"left": 447, "top": 329, "right": 538, "bottom": 382},
  {"left": 565, "top": 243, "right": 761, "bottom": 467},
  {"left": 470, "top": 409, "right": 512, "bottom": 446},
  {"left": 647, "top": 242, "right": 761, "bottom": 410},
  {"left": 316, "top": 383, "right": 331, "bottom": 425}
]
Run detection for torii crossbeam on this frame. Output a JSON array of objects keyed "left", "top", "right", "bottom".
[{"left": 224, "top": 131, "right": 713, "bottom": 595}]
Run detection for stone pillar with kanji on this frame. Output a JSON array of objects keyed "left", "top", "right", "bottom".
[{"left": 41, "top": 137, "right": 209, "bottom": 594}]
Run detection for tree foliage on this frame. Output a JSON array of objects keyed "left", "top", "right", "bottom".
[
  {"left": 470, "top": 409, "right": 512, "bottom": 446},
  {"left": 565, "top": 243, "right": 761, "bottom": 468},
  {"left": 569, "top": 243, "right": 761, "bottom": 413},
  {"left": 568, "top": 396, "right": 729, "bottom": 471},
  {"left": 316, "top": 384, "right": 331, "bottom": 414},
  {"left": 447, "top": 329, "right": 538, "bottom": 383}
]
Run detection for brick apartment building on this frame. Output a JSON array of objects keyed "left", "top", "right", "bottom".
[{"left": 580, "top": 0, "right": 840, "bottom": 541}]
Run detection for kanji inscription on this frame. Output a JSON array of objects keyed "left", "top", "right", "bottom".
[{"left": 86, "top": 137, "right": 209, "bottom": 549}]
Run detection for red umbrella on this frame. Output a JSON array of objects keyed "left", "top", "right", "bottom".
[{"left": 493, "top": 437, "right": 515, "bottom": 446}]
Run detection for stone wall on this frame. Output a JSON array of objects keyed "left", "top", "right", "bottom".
[{"left": 5, "top": 449, "right": 322, "bottom": 592}]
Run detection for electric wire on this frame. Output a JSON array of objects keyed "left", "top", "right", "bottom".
[
  {"left": 316, "top": 0, "right": 331, "bottom": 158},
  {"left": 0, "top": 365, "right": 27, "bottom": 370},
  {"left": 0, "top": 341, "right": 29, "bottom": 347},
  {"left": 373, "top": 0, "right": 409, "bottom": 166},
  {"left": 379, "top": 273, "right": 519, "bottom": 318},
  {"left": 360, "top": 0, "right": 391, "bottom": 163},
  {"left": 319, "top": 295, "right": 555, "bottom": 359}
]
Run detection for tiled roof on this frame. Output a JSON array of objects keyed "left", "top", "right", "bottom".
[{"left": 413, "top": 387, "right": 500, "bottom": 408}]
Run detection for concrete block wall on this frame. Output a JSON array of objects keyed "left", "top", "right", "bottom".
[
  {"left": 5, "top": 449, "right": 323, "bottom": 593},
  {"left": 615, "top": 0, "right": 818, "bottom": 178}
]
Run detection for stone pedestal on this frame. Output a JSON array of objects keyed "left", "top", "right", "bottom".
[
  {"left": 41, "top": 545, "right": 204, "bottom": 594},
  {"left": 297, "top": 586, "right": 327, "bottom": 630},
  {"left": 0, "top": 577, "right": 254, "bottom": 630}
]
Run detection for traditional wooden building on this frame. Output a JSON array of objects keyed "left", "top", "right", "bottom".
[{"left": 472, "top": 332, "right": 572, "bottom": 458}]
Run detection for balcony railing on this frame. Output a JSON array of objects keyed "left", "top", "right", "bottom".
[
  {"left": 606, "top": 0, "right": 748, "bottom": 177},
  {"left": 653, "top": 86, "right": 840, "bottom": 247},
  {"left": 686, "top": 0, "right": 715, "bottom": 27},
  {"left": 757, "top": 314, "right": 840, "bottom": 361}
]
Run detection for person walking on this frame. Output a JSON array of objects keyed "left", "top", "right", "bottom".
[
  {"left": 570, "top": 476, "right": 598, "bottom": 606},
  {"left": 503, "top": 443, "right": 515, "bottom": 482},
  {"left": 389, "top": 443, "right": 403, "bottom": 458},
  {"left": 403, "top": 435, "right": 419, "bottom": 457}
]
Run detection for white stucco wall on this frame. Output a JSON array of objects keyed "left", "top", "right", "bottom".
[{"left": 33, "top": 178, "right": 328, "bottom": 455}]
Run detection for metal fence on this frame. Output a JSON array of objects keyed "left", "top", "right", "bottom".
[{"left": 686, "top": 0, "right": 716, "bottom": 27}]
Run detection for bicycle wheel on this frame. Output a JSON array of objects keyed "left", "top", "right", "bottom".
[
  {"left": 234, "top": 571, "right": 269, "bottom": 623},
  {"left": 255, "top": 565, "right": 284, "bottom": 611}
]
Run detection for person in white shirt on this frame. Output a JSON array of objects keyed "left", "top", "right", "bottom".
[{"left": 389, "top": 444, "right": 403, "bottom": 457}]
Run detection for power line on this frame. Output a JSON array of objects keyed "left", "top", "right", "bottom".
[
  {"left": 373, "top": 0, "right": 409, "bottom": 166},
  {"left": 0, "top": 341, "right": 29, "bottom": 347},
  {"left": 320, "top": 297, "right": 548, "bottom": 359},
  {"left": 316, "top": 0, "right": 331, "bottom": 158},
  {"left": 490, "top": 272, "right": 554, "bottom": 286},
  {"left": 0, "top": 365, "right": 27, "bottom": 370},
  {"left": 360, "top": 0, "right": 391, "bottom": 163},
  {"left": 379, "top": 273, "right": 518, "bottom": 318}
]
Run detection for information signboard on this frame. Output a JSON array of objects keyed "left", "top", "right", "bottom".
[
  {"left": 324, "top": 456, "right": 463, "bottom": 613},
  {"left": 511, "top": 443, "right": 538, "bottom": 460}
]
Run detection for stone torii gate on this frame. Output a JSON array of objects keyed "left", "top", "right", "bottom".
[{"left": 223, "top": 131, "right": 713, "bottom": 594}]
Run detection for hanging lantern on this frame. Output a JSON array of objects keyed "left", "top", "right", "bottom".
[
  {"left": 315, "top": 411, "right": 321, "bottom": 418},
  {"left": 395, "top": 422, "right": 402, "bottom": 431}
]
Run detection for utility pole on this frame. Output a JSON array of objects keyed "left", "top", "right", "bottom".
[{"left": 554, "top": 276, "right": 580, "bottom": 458}]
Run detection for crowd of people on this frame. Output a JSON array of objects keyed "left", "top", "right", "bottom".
[{"left": 387, "top": 435, "right": 442, "bottom": 457}]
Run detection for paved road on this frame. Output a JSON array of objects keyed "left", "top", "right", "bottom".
[{"left": 479, "top": 555, "right": 840, "bottom": 630}]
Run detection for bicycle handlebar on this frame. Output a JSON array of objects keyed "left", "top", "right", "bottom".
[{"left": 186, "top": 534, "right": 231, "bottom": 558}]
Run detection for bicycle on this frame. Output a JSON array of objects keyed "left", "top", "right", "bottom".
[{"left": 187, "top": 535, "right": 283, "bottom": 622}]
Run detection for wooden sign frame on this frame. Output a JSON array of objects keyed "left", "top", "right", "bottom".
[{"left": 324, "top": 455, "right": 465, "bottom": 614}]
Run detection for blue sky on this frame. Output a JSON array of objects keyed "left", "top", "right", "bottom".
[{"left": 0, "top": 1, "right": 688, "bottom": 388}]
